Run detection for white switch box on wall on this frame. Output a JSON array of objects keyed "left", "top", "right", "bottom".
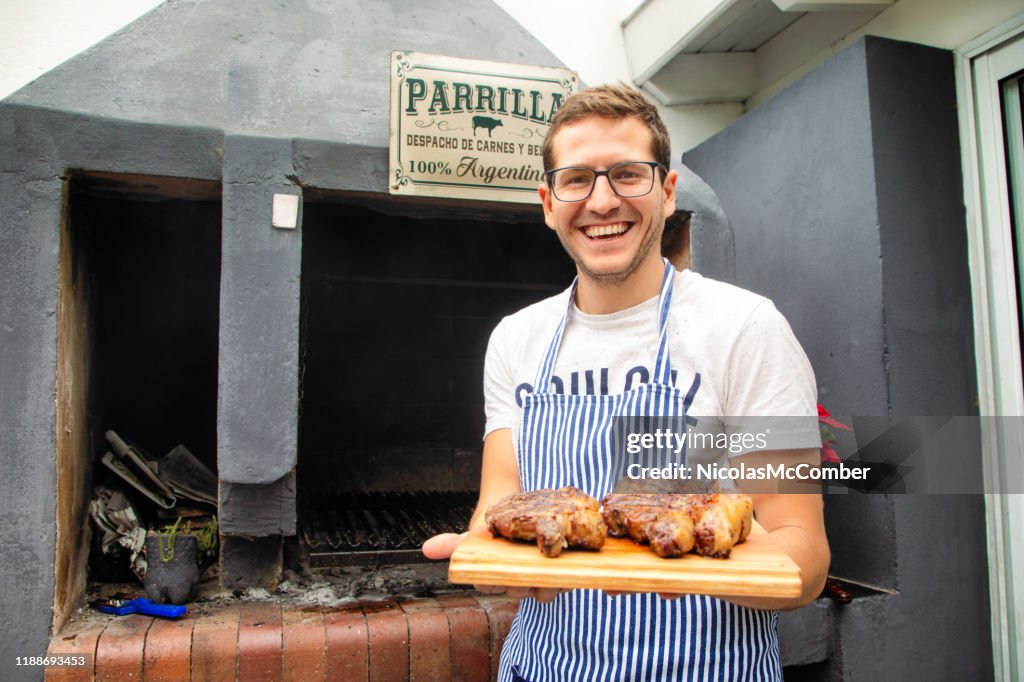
[{"left": 272, "top": 193, "right": 300, "bottom": 229}]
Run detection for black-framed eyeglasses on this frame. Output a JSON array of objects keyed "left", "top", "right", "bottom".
[{"left": 545, "top": 161, "right": 668, "bottom": 202}]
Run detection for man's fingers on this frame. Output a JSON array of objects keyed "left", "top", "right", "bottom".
[
  {"left": 533, "top": 588, "right": 562, "bottom": 603},
  {"left": 421, "top": 532, "right": 467, "bottom": 560},
  {"left": 475, "top": 585, "right": 506, "bottom": 594},
  {"left": 502, "top": 587, "right": 564, "bottom": 602}
]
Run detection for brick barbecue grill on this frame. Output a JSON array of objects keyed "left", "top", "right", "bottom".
[
  {"left": 0, "top": 0, "right": 635, "bottom": 675},
  {"left": 1, "top": 2, "right": 586, "bottom": 674}
]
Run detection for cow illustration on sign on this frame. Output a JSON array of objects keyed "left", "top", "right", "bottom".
[{"left": 472, "top": 116, "right": 503, "bottom": 137}]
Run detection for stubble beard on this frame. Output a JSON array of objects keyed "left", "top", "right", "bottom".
[{"left": 557, "top": 209, "right": 664, "bottom": 286}]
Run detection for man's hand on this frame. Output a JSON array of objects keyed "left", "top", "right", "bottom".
[
  {"left": 421, "top": 528, "right": 507, "bottom": 595},
  {"left": 726, "top": 448, "right": 830, "bottom": 610},
  {"left": 421, "top": 531, "right": 468, "bottom": 561},
  {"left": 419, "top": 429, "right": 563, "bottom": 603},
  {"left": 421, "top": 524, "right": 564, "bottom": 602}
]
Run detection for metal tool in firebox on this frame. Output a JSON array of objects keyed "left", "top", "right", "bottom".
[
  {"left": 101, "top": 431, "right": 177, "bottom": 509},
  {"left": 100, "top": 430, "right": 218, "bottom": 509}
]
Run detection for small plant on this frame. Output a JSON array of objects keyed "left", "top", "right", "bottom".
[
  {"left": 157, "top": 517, "right": 184, "bottom": 562},
  {"left": 192, "top": 516, "right": 219, "bottom": 554},
  {"left": 155, "top": 516, "right": 219, "bottom": 563}
]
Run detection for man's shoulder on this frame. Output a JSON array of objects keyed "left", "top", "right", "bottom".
[
  {"left": 494, "top": 287, "right": 568, "bottom": 337},
  {"left": 495, "top": 284, "right": 569, "bottom": 327},
  {"left": 676, "top": 269, "right": 773, "bottom": 320}
]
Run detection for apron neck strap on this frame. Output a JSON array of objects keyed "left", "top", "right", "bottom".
[{"left": 533, "top": 259, "right": 677, "bottom": 393}]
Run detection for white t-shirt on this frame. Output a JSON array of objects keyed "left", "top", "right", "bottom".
[{"left": 484, "top": 268, "right": 820, "bottom": 470}]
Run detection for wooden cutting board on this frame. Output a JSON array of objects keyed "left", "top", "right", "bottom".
[{"left": 448, "top": 522, "right": 802, "bottom": 599}]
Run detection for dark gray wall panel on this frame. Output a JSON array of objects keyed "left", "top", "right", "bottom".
[
  {"left": 293, "top": 141, "right": 390, "bottom": 194},
  {"left": 218, "top": 135, "right": 302, "bottom": 483},
  {"left": 684, "top": 36, "right": 990, "bottom": 680},
  {"left": 865, "top": 38, "right": 977, "bottom": 418},
  {"left": 0, "top": 172, "right": 62, "bottom": 680},
  {"left": 686, "top": 39, "right": 886, "bottom": 416},
  {"left": 1, "top": 105, "right": 222, "bottom": 181},
  {"left": 674, "top": 162, "right": 735, "bottom": 281},
  {"left": 684, "top": 38, "right": 898, "bottom": 591},
  {"left": 859, "top": 37, "right": 988, "bottom": 681},
  {"left": 0, "top": 102, "right": 227, "bottom": 681},
  {"left": 220, "top": 475, "right": 297, "bottom": 536}
]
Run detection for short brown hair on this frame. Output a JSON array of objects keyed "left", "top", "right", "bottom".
[{"left": 542, "top": 83, "right": 671, "bottom": 172}]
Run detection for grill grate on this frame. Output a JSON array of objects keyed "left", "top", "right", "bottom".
[{"left": 301, "top": 490, "right": 477, "bottom": 567}]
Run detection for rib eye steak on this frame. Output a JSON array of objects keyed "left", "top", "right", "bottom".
[
  {"left": 485, "top": 486, "right": 607, "bottom": 557},
  {"left": 601, "top": 493, "right": 753, "bottom": 558}
]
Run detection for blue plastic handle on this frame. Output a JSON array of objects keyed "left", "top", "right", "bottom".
[
  {"left": 132, "top": 597, "right": 187, "bottom": 618},
  {"left": 97, "top": 597, "right": 187, "bottom": 618}
]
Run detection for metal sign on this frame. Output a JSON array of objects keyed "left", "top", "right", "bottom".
[{"left": 389, "top": 51, "right": 577, "bottom": 203}]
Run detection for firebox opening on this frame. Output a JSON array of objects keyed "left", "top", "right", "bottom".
[
  {"left": 55, "top": 173, "right": 221, "bottom": 630},
  {"left": 297, "top": 197, "right": 572, "bottom": 568}
]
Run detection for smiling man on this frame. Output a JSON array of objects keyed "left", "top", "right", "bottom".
[
  {"left": 541, "top": 114, "right": 671, "bottom": 296},
  {"left": 424, "top": 83, "right": 829, "bottom": 682}
]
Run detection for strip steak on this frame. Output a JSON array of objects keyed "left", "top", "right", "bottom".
[
  {"left": 601, "top": 493, "right": 753, "bottom": 558},
  {"left": 486, "top": 486, "right": 607, "bottom": 557}
]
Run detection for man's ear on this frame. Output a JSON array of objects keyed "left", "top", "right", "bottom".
[
  {"left": 538, "top": 182, "right": 557, "bottom": 230},
  {"left": 662, "top": 168, "right": 679, "bottom": 216}
]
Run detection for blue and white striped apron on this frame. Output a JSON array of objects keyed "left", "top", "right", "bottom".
[{"left": 499, "top": 260, "right": 781, "bottom": 682}]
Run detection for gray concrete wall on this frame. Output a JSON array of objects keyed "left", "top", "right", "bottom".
[
  {"left": 0, "top": 109, "right": 224, "bottom": 682},
  {"left": 0, "top": 163, "right": 63, "bottom": 680},
  {"left": 688, "top": 38, "right": 899, "bottom": 593},
  {"left": 218, "top": 135, "right": 303, "bottom": 486},
  {"left": 684, "top": 36, "right": 990, "bottom": 680}
]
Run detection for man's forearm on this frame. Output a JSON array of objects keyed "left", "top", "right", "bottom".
[
  {"left": 720, "top": 522, "right": 829, "bottom": 610},
  {"left": 470, "top": 428, "right": 523, "bottom": 533},
  {"left": 718, "top": 451, "right": 831, "bottom": 610}
]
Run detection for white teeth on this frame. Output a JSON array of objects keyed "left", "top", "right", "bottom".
[{"left": 583, "top": 222, "right": 630, "bottom": 238}]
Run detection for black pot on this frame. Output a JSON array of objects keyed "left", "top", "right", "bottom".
[{"left": 143, "top": 532, "right": 200, "bottom": 605}]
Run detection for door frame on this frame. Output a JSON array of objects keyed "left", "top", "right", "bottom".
[{"left": 955, "top": 12, "right": 1024, "bottom": 681}]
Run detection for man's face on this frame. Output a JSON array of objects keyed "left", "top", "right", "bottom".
[{"left": 539, "top": 115, "right": 677, "bottom": 285}]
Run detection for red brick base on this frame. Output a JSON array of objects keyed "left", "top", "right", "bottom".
[{"left": 45, "top": 593, "right": 518, "bottom": 681}]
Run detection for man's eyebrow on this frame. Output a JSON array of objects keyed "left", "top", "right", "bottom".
[{"left": 552, "top": 160, "right": 656, "bottom": 169}]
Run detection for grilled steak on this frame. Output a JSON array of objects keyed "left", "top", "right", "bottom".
[
  {"left": 601, "top": 493, "right": 690, "bottom": 541},
  {"left": 692, "top": 494, "right": 753, "bottom": 558},
  {"left": 486, "top": 486, "right": 607, "bottom": 557},
  {"left": 601, "top": 493, "right": 752, "bottom": 558}
]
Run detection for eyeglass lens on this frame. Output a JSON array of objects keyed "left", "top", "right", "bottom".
[{"left": 551, "top": 162, "right": 657, "bottom": 201}]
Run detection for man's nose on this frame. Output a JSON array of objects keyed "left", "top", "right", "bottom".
[{"left": 586, "top": 175, "right": 621, "bottom": 213}]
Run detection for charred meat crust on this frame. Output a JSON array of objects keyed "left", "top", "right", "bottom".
[
  {"left": 601, "top": 493, "right": 753, "bottom": 558},
  {"left": 485, "top": 488, "right": 752, "bottom": 559},
  {"left": 485, "top": 486, "right": 607, "bottom": 557}
]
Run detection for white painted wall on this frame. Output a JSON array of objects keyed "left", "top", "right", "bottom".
[
  {"left": 0, "top": 0, "right": 164, "bottom": 99},
  {"left": 493, "top": 0, "right": 744, "bottom": 157},
  {"left": 492, "top": 0, "right": 642, "bottom": 87},
  {"left": 752, "top": 0, "right": 1024, "bottom": 108}
]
